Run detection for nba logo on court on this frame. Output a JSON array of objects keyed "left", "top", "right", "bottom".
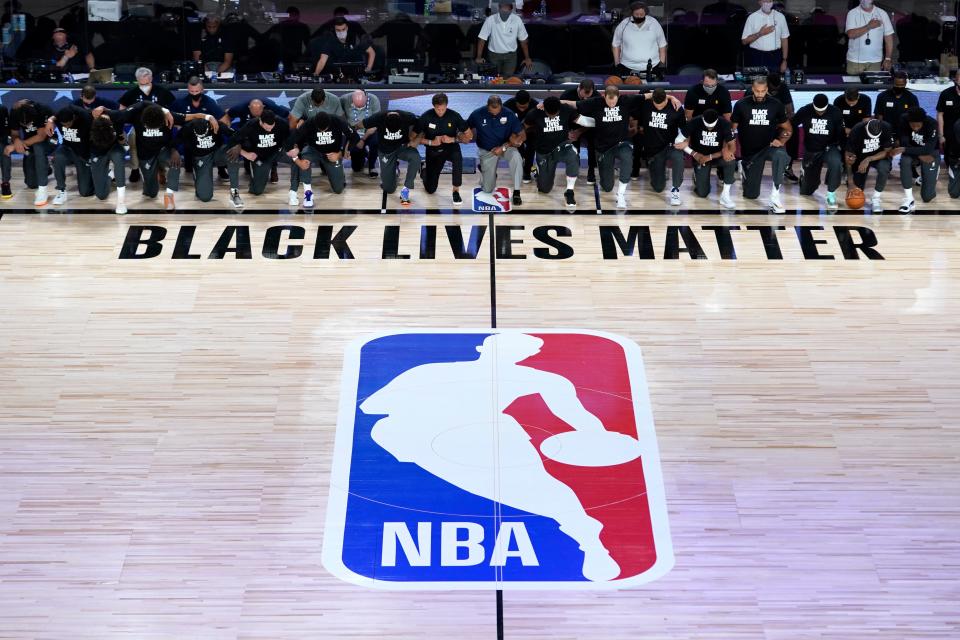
[
  {"left": 323, "top": 330, "right": 673, "bottom": 589},
  {"left": 472, "top": 187, "right": 512, "bottom": 212}
]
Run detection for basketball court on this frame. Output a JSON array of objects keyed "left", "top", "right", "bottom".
[{"left": 1, "top": 200, "right": 959, "bottom": 638}]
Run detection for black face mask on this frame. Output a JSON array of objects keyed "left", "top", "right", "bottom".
[
  {"left": 191, "top": 94, "right": 203, "bottom": 102},
  {"left": 893, "top": 87, "right": 905, "bottom": 95},
  {"left": 633, "top": 16, "right": 645, "bottom": 24}
]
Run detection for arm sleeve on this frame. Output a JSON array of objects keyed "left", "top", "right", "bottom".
[
  {"left": 882, "top": 11, "right": 894, "bottom": 36},
  {"left": 517, "top": 18, "right": 528, "bottom": 41},
  {"left": 612, "top": 20, "right": 625, "bottom": 47},
  {"left": 778, "top": 13, "right": 790, "bottom": 39},
  {"left": 937, "top": 92, "right": 948, "bottom": 112},
  {"left": 655, "top": 20, "right": 667, "bottom": 47},
  {"left": 478, "top": 18, "right": 492, "bottom": 41},
  {"left": 844, "top": 10, "right": 855, "bottom": 32}
]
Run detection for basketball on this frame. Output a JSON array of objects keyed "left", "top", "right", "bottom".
[
  {"left": 624, "top": 75, "right": 643, "bottom": 85},
  {"left": 505, "top": 76, "right": 523, "bottom": 85},
  {"left": 846, "top": 188, "right": 866, "bottom": 209},
  {"left": 605, "top": 75, "right": 623, "bottom": 87}
]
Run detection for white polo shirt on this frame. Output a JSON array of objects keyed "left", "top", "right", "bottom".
[
  {"left": 478, "top": 13, "right": 528, "bottom": 54},
  {"left": 845, "top": 6, "right": 894, "bottom": 63},
  {"left": 741, "top": 9, "right": 790, "bottom": 52},
  {"left": 612, "top": 17, "right": 667, "bottom": 71}
]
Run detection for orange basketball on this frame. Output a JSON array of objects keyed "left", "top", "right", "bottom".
[
  {"left": 505, "top": 76, "right": 523, "bottom": 85},
  {"left": 845, "top": 188, "right": 865, "bottom": 210},
  {"left": 624, "top": 75, "right": 643, "bottom": 85},
  {"left": 605, "top": 75, "right": 623, "bottom": 87}
]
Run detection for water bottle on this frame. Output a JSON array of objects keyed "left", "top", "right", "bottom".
[
  {"left": 646, "top": 58, "right": 652, "bottom": 81},
  {"left": 599, "top": 0, "right": 607, "bottom": 19},
  {"left": 277, "top": 60, "right": 284, "bottom": 79},
  {"left": 785, "top": 68, "right": 792, "bottom": 85},
  {"left": 210, "top": 69, "right": 218, "bottom": 83}
]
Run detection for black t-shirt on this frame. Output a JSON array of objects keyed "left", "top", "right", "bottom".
[
  {"left": 846, "top": 120, "right": 895, "bottom": 160},
  {"left": 0, "top": 105, "right": 8, "bottom": 140},
  {"left": 197, "top": 30, "right": 234, "bottom": 62},
  {"left": 833, "top": 94, "right": 872, "bottom": 131},
  {"left": 953, "top": 120, "right": 960, "bottom": 158},
  {"left": 503, "top": 97, "right": 539, "bottom": 124},
  {"left": 225, "top": 99, "right": 290, "bottom": 125},
  {"left": 874, "top": 89, "right": 919, "bottom": 124},
  {"left": 791, "top": 104, "right": 844, "bottom": 153},
  {"left": 44, "top": 39, "right": 87, "bottom": 73},
  {"left": 175, "top": 119, "right": 230, "bottom": 158},
  {"left": 731, "top": 95, "right": 787, "bottom": 158},
  {"left": 89, "top": 111, "right": 126, "bottom": 155},
  {"left": 684, "top": 116, "right": 734, "bottom": 155},
  {"left": 236, "top": 118, "right": 292, "bottom": 161},
  {"left": 683, "top": 82, "right": 733, "bottom": 117},
  {"left": 118, "top": 85, "right": 176, "bottom": 108},
  {"left": 11, "top": 101, "right": 54, "bottom": 138},
  {"left": 57, "top": 105, "right": 93, "bottom": 158},
  {"left": 418, "top": 108, "right": 468, "bottom": 148},
  {"left": 362, "top": 110, "right": 420, "bottom": 154},
  {"left": 637, "top": 101, "right": 685, "bottom": 155},
  {"left": 560, "top": 88, "right": 591, "bottom": 101},
  {"left": 576, "top": 95, "right": 644, "bottom": 152},
  {"left": 73, "top": 96, "right": 119, "bottom": 111},
  {"left": 294, "top": 114, "right": 353, "bottom": 153},
  {"left": 898, "top": 114, "right": 938, "bottom": 156},
  {"left": 523, "top": 105, "right": 578, "bottom": 154},
  {"left": 936, "top": 86, "right": 960, "bottom": 130},
  {"left": 111, "top": 102, "right": 185, "bottom": 159},
  {"left": 319, "top": 32, "right": 370, "bottom": 65}
]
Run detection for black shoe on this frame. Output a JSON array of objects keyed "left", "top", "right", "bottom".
[
  {"left": 784, "top": 167, "right": 800, "bottom": 184},
  {"left": 522, "top": 172, "right": 532, "bottom": 184},
  {"left": 452, "top": 191, "right": 462, "bottom": 204},
  {"left": 368, "top": 170, "right": 378, "bottom": 178},
  {"left": 270, "top": 167, "right": 279, "bottom": 183},
  {"left": 564, "top": 189, "right": 576, "bottom": 207},
  {"left": 586, "top": 172, "right": 596, "bottom": 185},
  {"left": 129, "top": 168, "right": 141, "bottom": 183},
  {"left": 0, "top": 181, "right": 10, "bottom": 198},
  {"left": 218, "top": 167, "right": 230, "bottom": 181},
  {"left": 512, "top": 190, "right": 522, "bottom": 206}
]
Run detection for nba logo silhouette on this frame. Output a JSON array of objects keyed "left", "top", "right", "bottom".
[
  {"left": 323, "top": 329, "right": 673, "bottom": 590},
  {"left": 472, "top": 187, "right": 511, "bottom": 212}
]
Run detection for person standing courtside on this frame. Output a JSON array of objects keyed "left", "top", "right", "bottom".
[
  {"left": 476, "top": 2, "right": 533, "bottom": 78},
  {"left": 844, "top": 0, "right": 893, "bottom": 75},
  {"left": 731, "top": 76, "right": 792, "bottom": 213},
  {"left": 896, "top": 107, "right": 939, "bottom": 213},
  {"left": 0, "top": 105, "right": 12, "bottom": 199},
  {"left": 468, "top": 95, "right": 525, "bottom": 205},
  {"left": 523, "top": 95, "right": 581, "bottom": 208},
  {"left": 611, "top": 2, "right": 667, "bottom": 76},
  {"left": 192, "top": 14, "right": 235, "bottom": 74},
  {"left": 792, "top": 93, "right": 844, "bottom": 210},
  {"left": 636, "top": 88, "right": 686, "bottom": 206},
  {"left": 419, "top": 93, "right": 471, "bottom": 204},
  {"left": 504, "top": 90, "right": 538, "bottom": 182},
  {"left": 360, "top": 110, "right": 422, "bottom": 206},
  {"left": 676, "top": 108, "right": 737, "bottom": 209},
  {"left": 340, "top": 89, "right": 380, "bottom": 177},
  {"left": 741, "top": 0, "right": 789, "bottom": 73}
]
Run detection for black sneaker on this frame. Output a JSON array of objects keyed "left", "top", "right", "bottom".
[
  {"left": 564, "top": 189, "right": 576, "bottom": 208},
  {"left": 368, "top": 170, "right": 379, "bottom": 178},
  {"left": 586, "top": 172, "right": 596, "bottom": 185},
  {"left": 218, "top": 167, "right": 230, "bottom": 181},
  {"left": 452, "top": 191, "right": 462, "bottom": 204},
  {"left": 512, "top": 190, "right": 522, "bottom": 206},
  {"left": 784, "top": 167, "right": 800, "bottom": 184},
  {"left": 522, "top": 172, "right": 532, "bottom": 184},
  {"left": 129, "top": 168, "right": 141, "bottom": 183},
  {"left": 0, "top": 181, "right": 10, "bottom": 199},
  {"left": 270, "top": 166, "right": 279, "bottom": 183}
]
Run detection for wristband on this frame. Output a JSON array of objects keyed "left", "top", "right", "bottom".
[{"left": 683, "top": 146, "right": 694, "bottom": 156}]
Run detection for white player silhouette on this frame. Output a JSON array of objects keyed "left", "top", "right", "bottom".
[{"left": 360, "top": 332, "right": 630, "bottom": 581}]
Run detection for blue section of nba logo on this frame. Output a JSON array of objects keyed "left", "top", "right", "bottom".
[{"left": 342, "top": 332, "right": 586, "bottom": 582}]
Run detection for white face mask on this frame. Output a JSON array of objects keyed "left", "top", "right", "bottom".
[
  {"left": 761, "top": 2, "right": 773, "bottom": 13},
  {"left": 336, "top": 30, "right": 347, "bottom": 42},
  {"left": 860, "top": 0, "right": 873, "bottom": 9}
]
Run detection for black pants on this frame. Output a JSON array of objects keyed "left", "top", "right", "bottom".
[
  {"left": 422, "top": 144, "right": 462, "bottom": 194},
  {"left": 53, "top": 145, "right": 94, "bottom": 196},
  {"left": 799, "top": 146, "right": 842, "bottom": 195},
  {"left": 574, "top": 130, "right": 597, "bottom": 178},
  {"left": 949, "top": 159, "right": 960, "bottom": 198},
  {"left": 139, "top": 148, "right": 181, "bottom": 198},
  {"left": 293, "top": 147, "right": 346, "bottom": 194},
  {"left": 900, "top": 154, "right": 938, "bottom": 203},
  {"left": 518, "top": 140, "right": 535, "bottom": 177},
  {"left": 535, "top": 143, "right": 579, "bottom": 193},
  {"left": 692, "top": 158, "right": 735, "bottom": 197},
  {"left": 249, "top": 151, "right": 295, "bottom": 195},
  {"left": 89, "top": 145, "right": 126, "bottom": 200},
  {"left": 741, "top": 146, "right": 790, "bottom": 199},
  {"left": 850, "top": 157, "right": 891, "bottom": 192},
  {"left": 192, "top": 148, "right": 235, "bottom": 202},
  {"left": 22, "top": 140, "right": 53, "bottom": 189},
  {"left": 646, "top": 146, "right": 684, "bottom": 192},
  {"left": 349, "top": 137, "right": 378, "bottom": 172},
  {"left": 596, "top": 142, "right": 633, "bottom": 192}
]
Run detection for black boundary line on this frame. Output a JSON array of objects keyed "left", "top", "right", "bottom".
[
  {"left": 3, "top": 207, "right": 960, "bottom": 216},
  {"left": 488, "top": 211, "right": 505, "bottom": 640},
  {"left": 593, "top": 182, "right": 602, "bottom": 215}
]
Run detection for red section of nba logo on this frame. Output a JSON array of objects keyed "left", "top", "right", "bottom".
[{"left": 504, "top": 333, "right": 656, "bottom": 580}]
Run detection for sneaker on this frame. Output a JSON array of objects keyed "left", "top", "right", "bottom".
[
  {"left": 564, "top": 189, "right": 576, "bottom": 208},
  {"left": 615, "top": 194, "right": 627, "bottom": 209},
  {"left": 288, "top": 190, "right": 299, "bottom": 207},
  {"left": 898, "top": 197, "right": 915, "bottom": 214},
  {"left": 669, "top": 188, "right": 681, "bottom": 207},
  {"left": 400, "top": 186, "right": 411, "bottom": 205},
  {"left": 129, "top": 168, "right": 141, "bottom": 183},
  {"left": 586, "top": 172, "right": 596, "bottom": 185},
  {"left": 230, "top": 189, "right": 244, "bottom": 208},
  {"left": 1, "top": 181, "right": 11, "bottom": 199},
  {"left": 512, "top": 190, "right": 522, "bottom": 206},
  {"left": 368, "top": 170, "right": 379, "bottom": 178},
  {"left": 52, "top": 190, "right": 67, "bottom": 206},
  {"left": 783, "top": 167, "right": 800, "bottom": 184},
  {"left": 33, "top": 186, "right": 48, "bottom": 206},
  {"left": 115, "top": 202, "right": 127, "bottom": 215},
  {"left": 769, "top": 192, "right": 786, "bottom": 214},
  {"left": 826, "top": 192, "right": 838, "bottom": 211},
  {"left": 452, "top": 191, "right": 462, "bottom": 204},
  {"left": 303, "top": 189, "right": 314, "bottom": 208},
  {"left": 164, "top": 193, "right": 175, "bottom": 211},
  {"left": 719, "top": 193, "right": 736, "bottom": 210},
  {"left": 522, "top": 172, "right": 532, "bottom": 184},
  {"left": 871, "top": 193, "right": 883, "bottom": 213},
  {"left": 218, "top": 167, "right": 230, "bottom": 181},
  {"left": 270, "top": 166, "right": 279, "bottom": 183},
  {"left": 737, "top": 160, "right": 745, "bottom": 182},
  {"left": 914, "top": 175, "right": 923, "bottom": 187}
]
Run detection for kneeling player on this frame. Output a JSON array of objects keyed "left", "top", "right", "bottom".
[
  {"left": 175, "top": 115, "right": 238, "bottom": 206},
  {"left": 637, "top": 88, "right": 686, "bottom": 206},
  {"left": 7, "top": 99, "right": 54, "bottom": 206},
  {"left": 232, "top": 109, "right": 296, "bottom": 205},
  {"left": 360, "top": 110, "right": 422, "bottom": 206},
  {"left": 419, "top": 93, "right": 471, "bottom": 204},
  {"left": 949, "top": 120, "right": 960, "bottom": 199},
  {"left": 896, "top": 107, "right": 939, "bottom": 212},
  {"left": 732, "top": 77, "right": 792, "bottom": 213},
  {"left": 792, "top": 93, "right": 844, "bottom": 210},
  {"left": 48, "top": 105, "right": 95, "bottom": 206},
  {"left": 88, "top": 112, "right": 128, "bottom": 213},
  {"left": 846, "top": 118, "right": 894, "bottom": 212},
  {"left": 523, "top": 96, "right": 580, "bottom": 207},
  {"left": 676, "top": 109, "right": 736, "bottom": 209},
  {"left": 286, "top": 111, "right": 354, "bottom": 207}
]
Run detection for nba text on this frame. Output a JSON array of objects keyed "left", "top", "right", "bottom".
[{"left": 118, "top": 224, "right": 883, "bottom": 261}]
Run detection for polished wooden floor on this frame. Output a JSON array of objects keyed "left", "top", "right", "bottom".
[{"left": 1, "top": 204, "right": 959, "bottom": 638}]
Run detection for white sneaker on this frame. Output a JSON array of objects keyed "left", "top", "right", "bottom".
[
  {"left": 769, "top": 192, "right": 786, "bottom": 214},
  {"left": 52, "top": 190, "right": 67, "bottom": 206},
  {"left": 115, "top": 202, "right": 127, "bottom": 215},
  {"left": 34, "top": 186, "right": 48, "bottom": 206},
  {"left": 615, "top": 194, "right": 627, "bottom": 209},
  {"left": 288, "top": 190, "right": 299, "bottom": 207},
  {"left": 871, "top": 193, "right": 883, "bottom": 213},
  {"left": 898, "top": 197, "right": 915, "bottom": 214},
  {"left": 669, "top": 189, "right": 682, "bottom": 207},
  {"left": 719, "top": 193, "right": 735, "bottom": 210}
]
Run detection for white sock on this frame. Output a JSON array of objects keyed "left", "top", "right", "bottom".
[
  {"left": 165, "top": 187, "right": 174, "bottom": 196},
  {"left": 721, "top": 183, "right": 731, "bottom": 197},
  {"left": 904, "top": 188, "right": 913, "bottom": 200},
  {"left": 565, "top": 176, "right": 576, "bottom": 190},
  {"left": 773, "top": 185, "right": 781, "bottom": 195},
  {"left": 617, "top": 181, "right": 628, "bottom": 197},
  {"left": 116, "top": 186, "right": 126, "bottom": 202},
  {"left": 304, "top": 184, "right": 312, "bottom": 193},
  {"left": 874, "top": 190, "right": 882, "bottom": 199}
]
